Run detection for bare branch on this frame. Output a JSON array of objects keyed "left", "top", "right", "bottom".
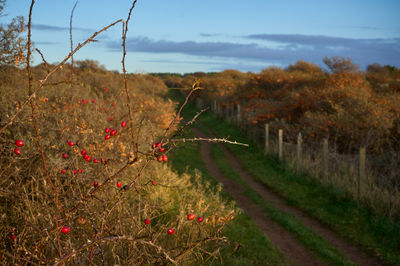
[
  {"left": 122, "top": 0, "right": 138, "bottom": 155},
  {"left": 169, "top": 137, "right": 249, "bottom": 147},
  {"left": 69, "top": 0, "right": 78, "bottom": 88},
  {"left": 170, "top": 107, "right": 209, "bottom": 140},
  {"left": 161, "top": 83, "right": 201, "bottom": 143},
  {"left": 35, "top": 48, "right": 50, "bottom": 72},
  {"left": 27, "top": 0, "right": 64, "bottom": 258}
]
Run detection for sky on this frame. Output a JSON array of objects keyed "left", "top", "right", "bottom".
[{"left": 2, "top": 0, "right": 400, "bottom": 73}]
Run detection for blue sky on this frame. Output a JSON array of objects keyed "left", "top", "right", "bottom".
[{"left": 2, "top": 0, "right": 400, "bottom": 73}]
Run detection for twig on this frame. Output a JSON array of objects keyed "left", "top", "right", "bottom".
[
  {"left": 174, "top": 236, "right": 226, "bottom": 263},
  {"left": 170, "top": 107, "right": 209, "bottom": 140},
  {"left": 25, "top": 219, "right": 59, "bottom": 258},
  {"left": 3, "top": 251, "right": 40, "bottom": 266},
  {"left": 35, "top": 48, "right": 50, "bottom": 72},
  {"left": 27, "top": 0, "right": 64, "bottom": 257},
  {"left": 122, "top": 0, "right": 138, "bottom": 156},
  {"left": 169, "top": 137, "right": 249, "bottom": 147},
  {"left": 136, "top": 239, "right": 177, "bottom": 265},
  {"left": 53, "top": 235, "right": 152, "bottom": 266},
  {"left": 161, "top": 82, "right": 201, "bottom": 143},
  {"left": 69, "top": 0, "right": 78, "bottom": 89}
]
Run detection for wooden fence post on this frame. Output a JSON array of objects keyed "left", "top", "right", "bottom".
[
  {"left": 297, "top": 132, "right": 302, "bottom": 173},
  {"left": 322, "top": 138, "right": 328, "bottom": 180},
  {"left": 359, "top": 146, "right": 366, "bottom": 202},
  {"left": 278, "top": 129, "right": 283, "bottom": 160},
  {"left": 236, "top": 104, "right": 241, "bottom": 125},
  {"left": 264, "top": 123, "right": 269, "bottom": 155}
]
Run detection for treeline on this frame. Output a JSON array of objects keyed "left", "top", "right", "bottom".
[{"left": 156, "top": 58, "right": 400, "bottom": 156}]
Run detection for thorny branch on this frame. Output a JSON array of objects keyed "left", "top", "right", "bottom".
[
  {"left": 169, "top": 107, "right": 209, "bottom": 140},
  {"left": 27, "top": 0, "right": 64, "bottom": 258},
  {"left": 161, "top": 81, "right": 201, "bottom": 144},
  {"left": 35, "top": 48, "right": 50, "bottom": 72},
  {"left": 122, "top": 0, "right": 138, "bottom": 156},
  {"left": 69, "top": 0, "right": 78, "bottom": 88},
  {"left": 169, "top": 137, "right": 249, "bottom": 147}
]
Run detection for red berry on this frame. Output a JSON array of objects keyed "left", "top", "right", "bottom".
[
  {"left": 85, "top": 156, "right": 92, "bottom": 162},
  {"left": 187, "top": 213, "right": 195, "bottom": 221},
  {"left": 105, "top": 134, "right": 110, "bottom": 140},
  {"left": 167, "top": 228, "right": 175, "bottom": 235},
  {"left": 158, "top": 147, "right": 165, "bottom": 153},
  {"left": 15, "top": 140, "right": 24, "bottom": 147},
  {"left": 67, "top": 141, "right": 74, "bottom": 146},
  {"left": 14, "top": 148, "right": 21, "bottom": 155},
  {"left": 162, "top": 154, "right": 168, "bottom": 162},
  {"left": 151, "top": 180, "right": 157, "bottom": 186},
  {"left": 110, "top": 129, "right": 117, "bottom": 136},
  {"left": 101, "top": 158, "right": 107, "bottom": 164},
  {"left": 61, "top": 226, "right": 70, "bottom": 234},
  {"left": 93, "top": 181, "right": 98, "bottom": 188},
  {"left": 91, "top": 99, "right": 95, "bottom": 103},
  {"left": 197, "top": 216, "right": 204, "bottom": 223},
  {"left": 105, "top": 128, "right": 110, "bottom": 133},
  {"left": 62, "top": 153, "right": 67, "bottom": 159},
  {"left": 155, "top": 142, "right": 162, "bottom": 148},
  {"left": 61, "top": 169, "right": 67, "bottom": 174},
  {"left": 144, "top": 218, "right": 150, "bottom": 225},
  {"left": 11, "top": 234, "right": 16, "bottom": 240},
  {"left": 83, "top": 154, "right": 89, "bottom": 160},
  {"left": 157, "top": 156, "right": 163, "bottom": 162},
  {"left": 121, "top": 121, "right": 126, "bottom": 128},
  {"left": 116, "top": 181, "right": 122, "bottom": 188},
  {"left": 81, "top": 150, "right": 87, "bottom": 155},
  {"left": 93, "top": 159, "right": 98, "bottom": 163},
  {"left": 73, "top": 169, "right": 78, "bottom": 175}
]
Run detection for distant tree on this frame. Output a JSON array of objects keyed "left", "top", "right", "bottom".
[
  {"left": 366, "top": 63, "right": 384, "bottom": 73},
  {"left": 323, "top": 56, "right": 359, "bottom": 73},
  {"left": 286, "top": 60, "right": 323, "bottom": 74},
  {"left": 0, "top": 0, "right": 27, "bottom": 66},
  {"left": 75, "top": 59, "right": 106, "bottom": 71}
]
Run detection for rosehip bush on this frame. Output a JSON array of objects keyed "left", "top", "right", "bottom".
[{"left": 0, "top": 2, "right": 235, "bottom": 264}]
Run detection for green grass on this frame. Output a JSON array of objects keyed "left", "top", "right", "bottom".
[
  {"left": 168, "top": 88, "right": 400, "bottom": 265},
  {"left": 169, "top": 129, "right": 288, "bottom": 265},
  {"left": 210, "top": 144, "right": 353, "bottom": 266}
]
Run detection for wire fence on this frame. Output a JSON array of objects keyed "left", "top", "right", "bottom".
[{"left": 196, "top": 97, "right": 400, "bottom": 219}]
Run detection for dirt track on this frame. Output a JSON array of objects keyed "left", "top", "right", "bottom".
[{"left": 192, "top": 127, "right": 384, "bottom": 266}]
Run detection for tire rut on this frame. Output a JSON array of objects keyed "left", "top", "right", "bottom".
[
  {"left": 193, "top": 126, "right": 385, "bottom": 266},
  {"left": 193, "top": 128, "right": 326, "bottom": 266}
]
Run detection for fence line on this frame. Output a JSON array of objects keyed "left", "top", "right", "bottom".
[{"left": 197, "top": 99, "right": 400, "bottom": 218}]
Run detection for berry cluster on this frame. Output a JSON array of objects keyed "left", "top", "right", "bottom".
[
  {"left": 14, "top": 139, "right": 24, "bottom": 155},
  {"left": 153, "top": 142, "right": 168, "bottom": 162}
]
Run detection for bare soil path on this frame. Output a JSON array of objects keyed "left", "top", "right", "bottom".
[
  {"left": 192, "top": 127, "right": 385, "bottom": 266},
  {"left": 193, "top": 128, "right": 325, "bottom": 266}
]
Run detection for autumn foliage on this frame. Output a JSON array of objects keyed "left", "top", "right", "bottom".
[{"left": 177, "top": 60, "right": 400, "bottom": 156}]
